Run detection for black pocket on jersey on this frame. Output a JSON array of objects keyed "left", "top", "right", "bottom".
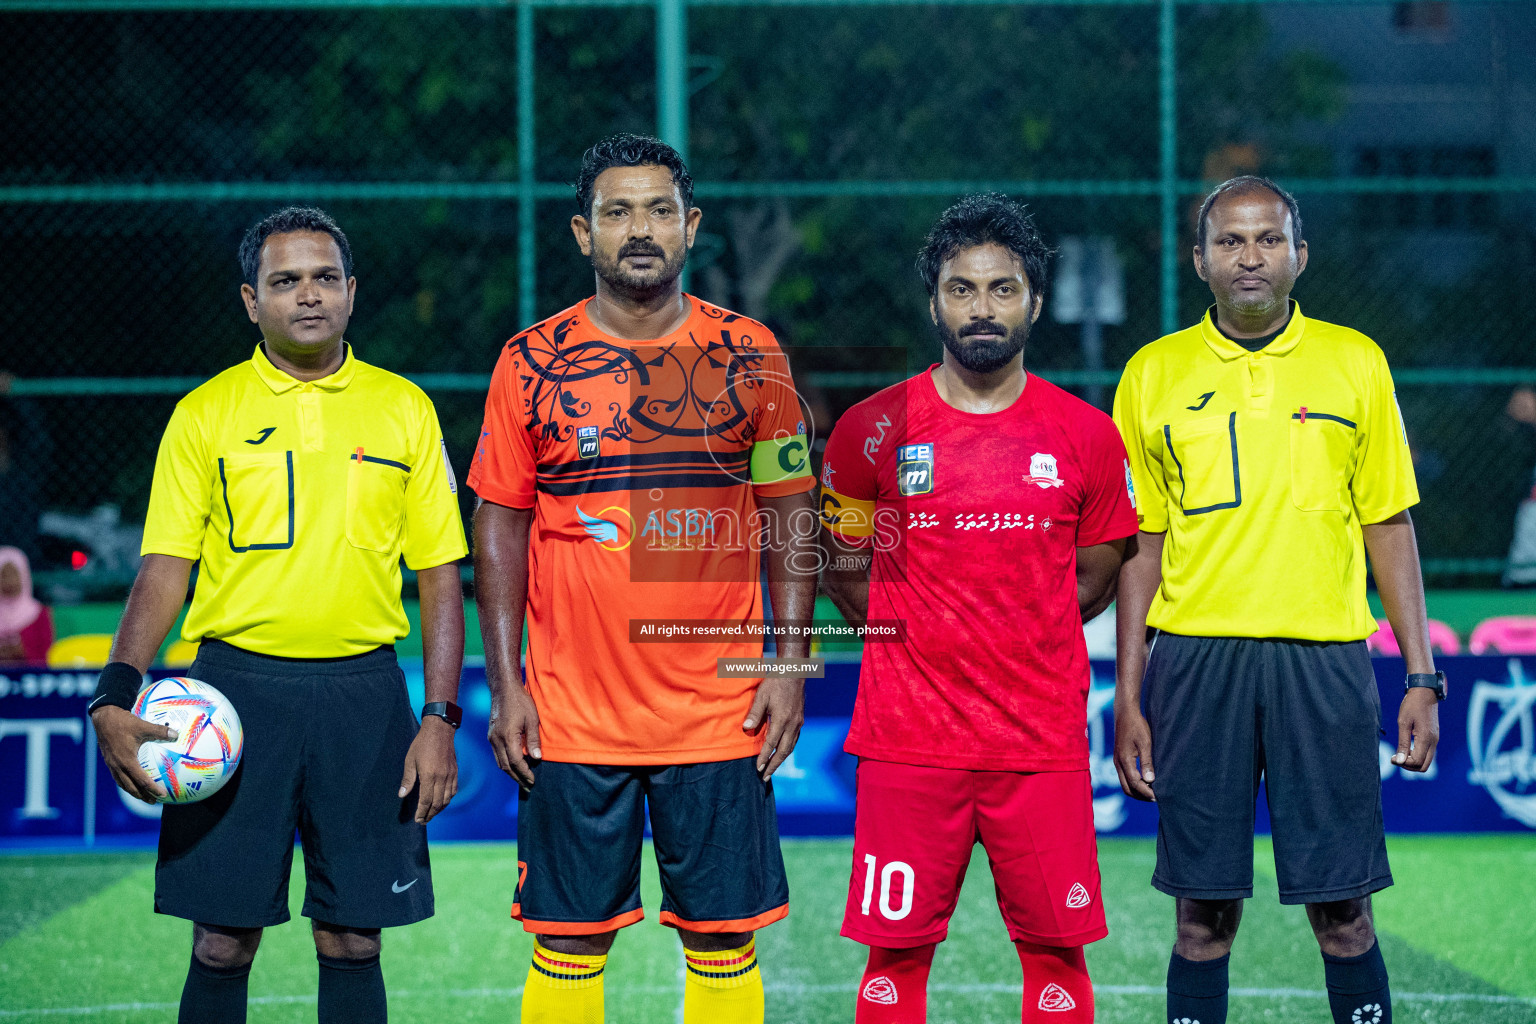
[
  {"left": 219, "top": 450, "right": 295, "bottom": 552},
  {"left": 1162, "top": 412, "right": 1241, "bottom": 515}
]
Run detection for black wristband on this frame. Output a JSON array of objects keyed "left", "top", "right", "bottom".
[{"left": 88, "top": 662, "right": 145, "bottom": 715}]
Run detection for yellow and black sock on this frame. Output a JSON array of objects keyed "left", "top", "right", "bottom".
[
  {"left": 521, "top": 943, "right": 605, "bottom": 1024},
  {"left": 682, "top": 939, "right": 763, "bottom": 1024}
]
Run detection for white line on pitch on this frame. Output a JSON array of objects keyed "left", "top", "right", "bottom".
[{"left": 3, "top": 983, "right": 1531, "bottom": 1018}]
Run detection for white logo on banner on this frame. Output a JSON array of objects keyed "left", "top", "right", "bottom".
[{"left": 1468, "top": 659, "right": 1536, "bottom": 829}]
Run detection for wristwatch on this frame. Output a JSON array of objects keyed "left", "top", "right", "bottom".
[
  {"left": 1405, "top": 672, "right": 1447, "bottom": 701},
  {"left": 421, "top": 701, "right": 463, "bottom": 729}
]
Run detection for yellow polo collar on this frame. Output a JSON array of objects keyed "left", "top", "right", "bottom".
[
  {"left": 1199, "top": 303, "right": 1306, "bottom": 361},
  {"left": 250, "top": 343, "right": 358, "bottom": 394}
]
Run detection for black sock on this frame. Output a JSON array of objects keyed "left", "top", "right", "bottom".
[
  {"left": 1167, "top": 951, "right": 1229, "bottom": 1024},
  {"left": 317, "top": 952, "right": 387, "bottom": 1024},
  {"left": 1323, "top": 941, "right": 1391, "bottom": 1024},
  {"left": 178, "top": 953, "right": 251, "bottom": 1024}
]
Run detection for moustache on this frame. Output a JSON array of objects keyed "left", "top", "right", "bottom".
[
  {"left": 958, "top": 320, "right": 1008, "bottom": 338},
  {"left": 618, "top": 242, "right": 667, "bottom": 259}
]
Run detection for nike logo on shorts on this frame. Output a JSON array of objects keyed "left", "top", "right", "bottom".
[{"left": 392, "top": 879, "right": 418, "bottom": 893}]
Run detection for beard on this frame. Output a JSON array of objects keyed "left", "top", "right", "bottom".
[
  {"left": 936, "top": 317, "right": 1031, "bottom": 374},
  {"left": 1224, "top": 283, "right": 1284, "bottom": 318},
  {"left": 590, "top": 239, "right": 688, "bottom": 302}
]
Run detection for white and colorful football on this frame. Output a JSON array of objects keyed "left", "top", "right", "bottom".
[{"left": 132, "top": 677, "right": 244, "bottom": 804}]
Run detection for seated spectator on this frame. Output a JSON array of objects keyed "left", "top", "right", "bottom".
[{"left": 0, "top": 546, "right": 53, "bottom": 664}]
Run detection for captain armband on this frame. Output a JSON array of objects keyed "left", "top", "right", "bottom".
[
  {"left": 749, "top": 434, "right": 812, "bottom": 485},
  {"left": 820, "top": 488, "right": 877, "bottom": 540}
]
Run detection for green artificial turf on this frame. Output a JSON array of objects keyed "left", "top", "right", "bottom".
[{"left": 1, "top": 836, "right": 1532, "bottom": 1023}]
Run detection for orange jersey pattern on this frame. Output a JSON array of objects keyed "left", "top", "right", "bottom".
[{"left": 469, "top": 297, "right": 814, "bottom": 764}]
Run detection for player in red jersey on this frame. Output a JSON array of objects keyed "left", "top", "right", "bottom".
[{"left": 820, "top": 194, "right": 1139, "bottom": 1023}]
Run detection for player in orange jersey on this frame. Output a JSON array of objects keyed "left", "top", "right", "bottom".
[{"left": 470, "top": 134, "right": 819, "bottom": 1024}]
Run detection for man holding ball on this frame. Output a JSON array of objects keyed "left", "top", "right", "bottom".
[{"left": 89, "top": 207, "right": 467, "bottom": 1024}]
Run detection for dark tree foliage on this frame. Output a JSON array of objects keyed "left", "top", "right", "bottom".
[{"left": 4, "top": 5, "right": 1530, "bottom": 568}]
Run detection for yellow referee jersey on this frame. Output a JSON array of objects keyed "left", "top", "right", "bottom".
[
  {"left": 1113, "top": 305, "right": 1418, "bottom": 642},
  {"left": 142, "top": 344, "right": 468, "bottom": 657}
]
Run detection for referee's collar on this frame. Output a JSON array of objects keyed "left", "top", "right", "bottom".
[
  {"left": 1199, "top": 303, "right": 1306, "bottom": 361},
  {"left": 251, "top": 343, "right": 358, "bottom": 394}
]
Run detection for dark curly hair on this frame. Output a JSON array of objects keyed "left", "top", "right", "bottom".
[
  {"left": 915, "top": 193, "right": 1052, "bottom": 298},
  {"left": 238, "top": 206, "right": 353, "bottom": 287},
  {"left": 1195, "top": 175, "right": 1304, "bottom": 254},
  {"left": 575, "top": 133, "right": 694, "bottom": 219}
]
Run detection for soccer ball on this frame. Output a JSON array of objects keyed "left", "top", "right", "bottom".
[{"left": 132, "top": 677, "right": 244, "bottom": 804}]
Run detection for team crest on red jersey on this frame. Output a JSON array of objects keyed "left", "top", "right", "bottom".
[
  {"left": 897, "top": 443, "right": 934, "bottom": 496},
  {"left": 1026, "top": 452, "right": 1064, "bottom": 488}
]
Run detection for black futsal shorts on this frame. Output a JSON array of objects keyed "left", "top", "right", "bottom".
[
  {"left": 513, "top": 757, "right": 789, "bottom": 935},
  {"left": 1142, "top": 632, "right": 1392, "bottom": 905},
  {"left": 154, "top": 640, "right": 433, "bottom": 929}
]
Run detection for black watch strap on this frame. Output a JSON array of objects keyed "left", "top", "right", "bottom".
[
  {"left": 421, "top": 701, "right": 463, "bottom": 729},
  {"left": 1405, "top": 671, "right": 1447, "bottom": 701}
]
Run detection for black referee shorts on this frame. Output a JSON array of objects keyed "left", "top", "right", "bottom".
[
  {"left": 1143, "top": 633, "right": 1392, "bottom": 906},
  {"left": 154, "top": 640, "right": 433, "bottom": 930}
]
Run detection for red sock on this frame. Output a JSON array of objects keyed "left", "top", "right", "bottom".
[
  {"left": 855, "top": 944, "right": 936, "bottom": 1024},
  {"left": 1016, "top": 942, "right": 1093, "bottom": 1022}
]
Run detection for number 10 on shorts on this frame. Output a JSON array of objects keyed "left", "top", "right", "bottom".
[{"left": 860, "top": 855, "right": 915, "bottom": 920}]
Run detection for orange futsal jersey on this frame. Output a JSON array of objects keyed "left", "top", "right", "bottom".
[{"left": 468, "top": 296, "right": 815, "bottom": 764}]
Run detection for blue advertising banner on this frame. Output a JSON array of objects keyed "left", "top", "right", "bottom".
[{"left": 4, "top": 655, "right": 1534, "bottom": 847}]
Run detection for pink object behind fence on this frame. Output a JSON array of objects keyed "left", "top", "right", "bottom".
[
  {"left": 1366, "top": 618, "right": 1462, "bottom": 656},
  {"left": 1468, "top": 615, "right": 1536, "bottom": 655}
]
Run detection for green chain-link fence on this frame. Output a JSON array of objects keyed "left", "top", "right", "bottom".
[{"left": 2, "top": 0, "right": 1533, "bottom": 596}]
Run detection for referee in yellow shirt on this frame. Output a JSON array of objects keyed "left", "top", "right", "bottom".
[
  {"left": 88, "top": 207, "right": 468, "bottom": 1024},
  {"left": 1113, "top": 177, "right": 1441, "bottom": 1024}
]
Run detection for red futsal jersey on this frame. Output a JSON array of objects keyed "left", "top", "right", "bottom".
[{"left": 820, "top": 367, "right": 1138, "bottom": 772}]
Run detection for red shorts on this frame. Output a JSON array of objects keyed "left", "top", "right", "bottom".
[{"left": 841, "top": 760, "right": 1107, "bottom": 948}]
